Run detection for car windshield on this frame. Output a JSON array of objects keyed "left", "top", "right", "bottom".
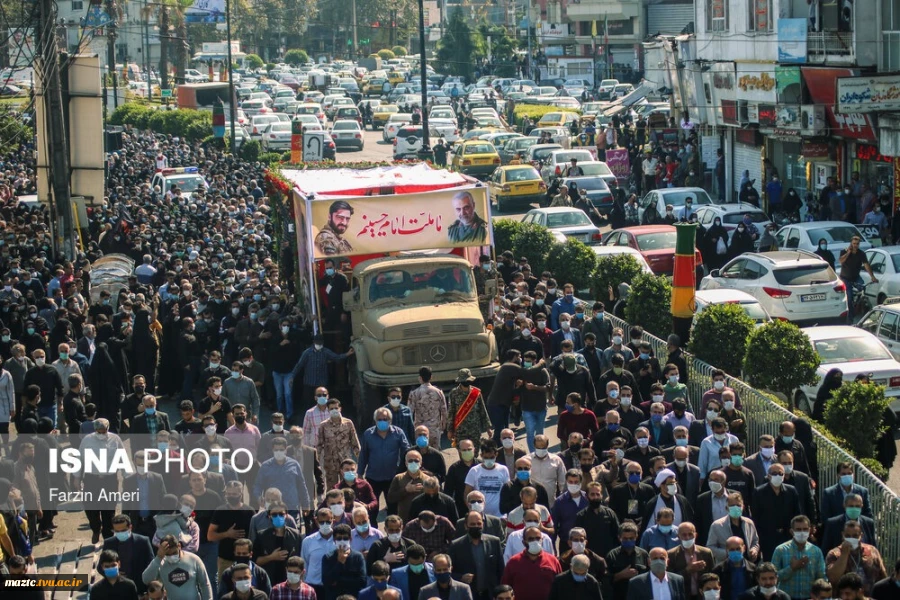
[
  {"left": 166, "top": 175, "right": 205, "bottom": 192},
  {"left": 566, "top": 178, "right": 609, "bottom": 191},
  {"left": 556, "top": 151, "right": 593, "bottom": 164},
  {"left": 772, "top": 264, "right": 837, "bottom": 285},
  {"left": 547, "top": 211, "right": 592, "bottom": 227},
  {"left": 532, "top": 147, "right": 560, "bottom": 161},
  {"left": 506, "top": 168, "right": 540, "bottom": 182},
  {"left": 723, "top": 211, "right": 768, "bottom": 225},
  {"left": 333, "top": 122, "right": 358, "bottom": 130},
  {"left": 814, "top": 336, "right": 892, "bottom": 364},
  {"left": 580, "top": 163, "right": 613, "bottom": 176},
  {"left": 891, "top": 255, "right": 900, "bottom": 272},
  {"left": 807, "top": 226, "right": 860, "bottom": 244},
  {"left": 512, "top": 138, "right": 537, "bottom": 150},
  {"left": 465, "top": 144, "right": 494, "bottom": 155},
  {"left": 635, "top": 231, "right": 677, "bottom": 251},
  {"left": 662, "top": 190, "right": 712, "bottom": 206},
  {"left": 476, "top": 117, "right": 503, "bottom": 127},
  {"left": 270, "top": 123, "right": 290, "bottom": 132},
  {"left": 367, "top": 266, "right": 475, "bottom": 305},
  {"left": 397, "top": 128, "right": 423, "bottom": 138}
]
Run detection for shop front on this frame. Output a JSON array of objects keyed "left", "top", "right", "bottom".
[{"left": 734, "top": 63, "right": 779, "bottom": 201}]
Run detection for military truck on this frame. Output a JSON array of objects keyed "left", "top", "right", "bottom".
[{"left": 343, "top": 254, "right": 499, "bottom": 422}]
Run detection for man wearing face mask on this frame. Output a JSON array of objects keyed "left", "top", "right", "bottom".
[
  {"left": 824, "top": 520, "right": 886, "bottom": 594},
  {"left": 359, "top": 560, "right": 402, "bottom": 600},
  {"left": 219, "top": 538, "right": 274, "bottom": 599},
  {"left": 208, "top": 481, "right": 256, "bottom": 581},
  {"left": 666, "top": 445, "right": 700, "bottom": 506},
  {"left": 752, "top": 463, "right": 800, "bottom": 561},
  {"left": 502, "top": 524, "right": 562, "bottom": 596},
  {"left": 252, "top": 437, "right": 310, "bottom": 519},
  {"left": 388, "top": 543, "right": 435, "bottom": 600},
  {"left": 548, "top": 553, "right": 603, "bottom": 600},
  {"left": 409, "top": 476, "right": 459, "bottom": 524},
  {"left": 317, "top": 398, "right": 360, "bottom": 489},
  {"left": 291, "top": 335, "right": 354, "bottom": 415},
  {"left": 403, "top": 510, "right": 456, "bottom": 558},
  {"left": 698, "top": 418, "right": 738, "bottom": 483},
  {"left": 820, "top": 493, "right": 876, "bottom": 556},
  {"left": 640, "top": 401, "right": 676, "bottom": 449},
  {"left": 771, "top": 515, "right": 825, "bottom": 600},
  {"left": 143, "top": 535, "right": 214, "bottom": 600},
  {"left": 301, "top": 507, "right": 338, "bottom": 596},
  {"left": 447, "top": 511, "right": 504, "bottom": 600},
  {"left": 366, "top": 514, "right": 414, "bottom": 572},
  {"left": 626, "top": 546, "right": 687, "bottom": 600},
  {"left": 773, "top": 421, "right": 811, "bottom": 480},
  {"left": 320, "top": 258, "right": 350, "bottom": 350},
  {"left": 667, "top": 522, "right": 714, "bottom": 599},
  {"left": 663, "top": 426, "right": 700, "bottom": 466},
  {"left": 592, "top": 409, "right": 634, "bottom": 455},
  {"left": 643, "top": 469, "right": 694, "bottom": 534}
]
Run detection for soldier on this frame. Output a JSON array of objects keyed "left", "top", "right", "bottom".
[
  {"left": 407, "top": 366, "right": 448, "bottom": 449},
  {"left": 447, "top": 191, "right": 488, "bottom": 244},
  {"left": 447, "top": 368, "right": 491, "bottom": 446},
  {"left": 314, "top": 200, "right": 354, "bottom": 256},
  {"left": 474, "top": 255, "right": 501, "bottom": 320}
]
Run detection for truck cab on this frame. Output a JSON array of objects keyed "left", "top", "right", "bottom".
[{"left": 343, "top": 254, "right": 499, "bottom": 417}]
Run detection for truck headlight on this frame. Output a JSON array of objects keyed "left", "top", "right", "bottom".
[
  {"left": 383, "top": 350, "right": 399, "bottom": 366},
  {"left": 475, "top": 342, "right": 489, "bottom": 358}
]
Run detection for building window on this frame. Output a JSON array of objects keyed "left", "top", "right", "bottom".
[
  {"left": 707, "top": 0, "right": 727, "bottom": 32},
  {"left": 747, "top": 0, "right": 772, "bottom": 32},
  {"left": 71, "top": 0, "right": 83, "bottom": 10},
  {"left": 883, "top": 0, "right": 899, "bottom": 70}
]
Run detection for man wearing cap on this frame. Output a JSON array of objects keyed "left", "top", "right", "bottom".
[{"left": 448, "top": 369, "right": 491, "bottom": 447}]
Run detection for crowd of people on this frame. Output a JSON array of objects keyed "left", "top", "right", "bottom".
[{"left": 0, "top": 113, "right": 896, "bottom": 600}]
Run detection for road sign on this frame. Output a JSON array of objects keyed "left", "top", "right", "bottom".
[
  {"left": 161, "top": 89, "right": 172, "bottom": 98},
  {"left": 303, "top": 131, "right": 325, "bottom": 162}
]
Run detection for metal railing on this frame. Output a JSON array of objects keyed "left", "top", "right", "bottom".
[
  {"left": 807, "top": 31, "right": 855, "bottom": 63},
  {"left": 605, "top": 312, "right": 900, "bottom": 564}
]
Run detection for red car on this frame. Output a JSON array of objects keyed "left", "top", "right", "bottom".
[{"left": 603, "top": 225, "right": 703, "bottom": 276}]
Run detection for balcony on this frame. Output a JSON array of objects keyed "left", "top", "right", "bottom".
[
  {"left": 806, "top": 31, "right": 855, "bottom": 65},
  {"left": 566, "top": 0, "right": 640, "bottom": 21}
]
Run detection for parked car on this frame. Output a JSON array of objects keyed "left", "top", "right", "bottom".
[
  {"left": 499, "top": 137, "right": 538, "bottom": 165},
  {"left": 560, "top": 176, "right": 613, "bottom": 214},
  {"left": 597, "top": 79, "right": 619, "bottom": 100},
  {"left": 692, "top": 289, "right": 771, "bottom": 327},
  {"left": 487, "top": 165, "right": 547, "bottom": 212},
  {"left": 539, "top": 149, "right": 596, "bottom": 183},
  {"left": 604, "top": 225, "right": 703, "bottom": 277},
  {"left": 858, "top": 246, "right": 900, "bottom": 306},
  {"left": 393, "top": 125, "right": 441, "bottom": 159},
  {"left": 775, "top": 222, "right": 872, "bottom": 257},
  {"left": 262, "top": 121, "right": 292, "bottom": 151},
  {"left": 699, "top": 250, "right": 847, "bottom": 325},
  {"left": 521, "top": 207, "right": 603, "bottom": 245},
  {"left": 382, "top": 113, "right": 413, "bottom": 141},
  {"left": 638, "top": 187, "right": 714, "bottom": 223}
]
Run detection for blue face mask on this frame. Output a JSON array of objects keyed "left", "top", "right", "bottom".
[
  {"left": 728, "top": 550, "right": 743, "bottom": 563},
  {"left": 572, "top": 574, "right": 586, "bottom": 583},
  {"left": 356, "top": 524, "right": 370, "bottom": 534},
  {"left": 840, "top": 474, "right": 853, "bottom": 487},
  {"left": 594, "top": 312, "right": 604, "bottom": 320},
  {"left": 651, "top": 414, "right": 662, "bottom": 423},
  {"left": 675, "top": 438, "right": 688, "bottom": 447},
  {"left": 628, "top": 473, "right": 641, "bottom": 485},
  {"left": 782, "top": 435, "right": 794, "bottom": 445},
  {"left": 376, "top": 420, "right": 390, "bottom": 432},
  {"left": 416, "top": 435, "right": 428, "bottom": 448},
  {"left": 374, "top": 581, "right": 389, "bottom": 591},
  {"left": 145, "top": 407, "right": 156, "bottom": 416},
  {"left": 325, "top": 268, "right": 335, "bottom": 276},
  {"left": 608, "top": 423, "right": 620, "bottom": 432},
  {"left": 231, "top": 371, "right": 241, "bottom": 379},
  {"left": 272, "top": 515, "right": 286, "bottom": 528},
  {"left": 658, "top": 524, "right": 673, "bottom": 534},
  {"left": 344, "top": 471, "right": 357, "bottom": 482},
  {"left": 517, "top": 470, "right": 531, "bottom": 481},
  {"left": 565, "top": 294, "right": 574, "bottom": 302},
  {"left": 575, "top": 312, "right": 584, "bottom": 319},
  {"left": 621, "top": 539, "right": 636, "bottom": 549},
  {"left": 103, "top": 566, "right": 119, "bottom": 578},
  {"left": 157, "top": 442, "right": 168, "bottom": 452},
  {"left": 114, "top": 531, "right": 131, "bottom": 542},
  {"left": 640, "top": 352, "right": 650, "bottom": 360}
]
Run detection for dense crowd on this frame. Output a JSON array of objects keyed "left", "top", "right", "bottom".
[{"left": 0, "top": 121, "right": 896, "bottom": 600}]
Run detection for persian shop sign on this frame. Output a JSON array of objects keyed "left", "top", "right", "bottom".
[{"left": 836, "top": 74, "right": 900, "bottom": 114}]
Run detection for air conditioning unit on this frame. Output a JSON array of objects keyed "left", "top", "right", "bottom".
[{"left": 801, "top": 104, "right": 826, "bottom": 136}]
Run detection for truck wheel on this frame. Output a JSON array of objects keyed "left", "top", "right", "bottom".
[{"left": 352, "top": 365, "right": 380, "bottom": 429}]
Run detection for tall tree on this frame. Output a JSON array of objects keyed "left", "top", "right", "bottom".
[{"left": 437, "top": 8, "right": 475, "bottom": 81}]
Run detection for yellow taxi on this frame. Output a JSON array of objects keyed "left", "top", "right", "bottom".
[
  {"left": 388, "top": 70, "right": 406, "bottom": 85},
  {"left": 537, "top": 111, "right": 580, "bottom": 127},
  {"left": 487, "top": 165, "right": 547, "bottom": 212},
  {"left": 372, "top": 104, "right": 400, "bottom": 129},
  {"left": 450, "top": 140, "right": 501, "bottom": 179}
]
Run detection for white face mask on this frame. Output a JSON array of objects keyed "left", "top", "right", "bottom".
[
  {"left": 723, "top": 401, "right": 734, "bottom": 411},
  {"left": 534, "top": 448, "right": 548, "bottom": 458},
  {"left": 35, "top": 358, "right": 45, "bottom": 367},
  {"left": 666, "top": 483, "right": 678, "bottom": 496},
  {"left": 286, "top": 572, "right": 302, "bottom": 584},
  {"left": 387, "top": 533, "right": 402, "bottom": 543},
  {"left": 759, "top": 586, "right": 777, "bottom": 597},
  {"left": 713, "top": 380, "right": 725, "bottom": 391},
  {"left": 708, "top": 481, "right": 723, "bottom": 494},
  {"left": 793, "top": 531, "right": 809, "bottom": 543},
  {"left": 205, "top": 425, "right": 217, "bottom": 436},
  {"left": 272, "top": 424, "right": 284, "bottom": 432},
  {"left": 273, "top": 450, "right": 287, "bottom": 461},
  {"left": 560, "top": 321, "right": 571, "bottom": 330},
  {"left": 844, "top": 537, "right": 860, "bottom": 549},
  {"left": 501, "top": 438, "right": 514, "bottom": 449},
  {"left": 674, "top": 459, "right": 686, "bottom": 469},
  {"left": 703, "top": 590, "right": 720, "bottom": 600},
  {"left": 469, "top": 502, "right": 484, "bottom": 513},
  {"left": 566, "top": 483, "right": 582, "bottom": 495},
  {"left": 571, "top": 541, "right": 586, "bottom": 554},
  {"left": 329, "top": 503, "right": 344, "bottom": 517},
  {"left": 769, "top": 475, "right": 784, "bottom": 487}
]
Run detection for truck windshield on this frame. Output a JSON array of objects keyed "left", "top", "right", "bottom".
[{"left": 367, "top": 266, "right": 475, "bottom": 305}]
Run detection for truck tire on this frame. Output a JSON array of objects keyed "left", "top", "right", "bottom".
[{"left": 351, "top": 362, "right": 380, "bottom": 429}]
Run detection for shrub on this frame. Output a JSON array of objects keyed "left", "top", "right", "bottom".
[
  {"left": 284, "top": 49, "right": 309, "bottom": 66},
  {"left": 512, "top": 104, "right": 580, "bottom": 128},
  {"left": 491, "top": 218, "right": 526, "bottom": 255},
  {"left": 824, "top": 382, "right": 889, "bottom": 459},
  {"left": 688, "top": 303, "right": 755, "bottom": 376},
  {"left": 245, "top": 54, "right": 264, "bottom": 70},
  {"left": 265, "top": 63, "right": 276, "bottom": 71},
  {"left": 240, "top": 139, "right": 261, "bottom": 162},
  {"left": 590, "top": 254, "right": 644, "bottom": 302},
  {"left": 510, "top": 222, "right": 556, "bottom": 275},
  {"left": 742, "top": 320, "right": 820, "bottom": 411},
  {"left": 859, "top": 458, "right": 888, "bottom": 482},
  {"left": 258, "top": 152, "right": 283, "bottom": 164},
  {"left": 391, "top": 46, "right": 408, "bottom": 56},
  {"left": 109, "top": 103, "right": 153, "bottom": 129},
  {"left": 545, "top": 239, "right": 597, "bottom": 293},
  {"left": 377, "top": 49, "right": 396, "bottom": 60},
  {"left": 624, "top": 273, "right": 672, "bottom": 339}
]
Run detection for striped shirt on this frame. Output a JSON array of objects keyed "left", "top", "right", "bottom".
[{"left": 303, "top": 406, "right": 331, "bottom": 448}]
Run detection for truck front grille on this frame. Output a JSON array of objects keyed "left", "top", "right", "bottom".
[{"left": 402, "top": 341, "right": 473, "bottom": 365}]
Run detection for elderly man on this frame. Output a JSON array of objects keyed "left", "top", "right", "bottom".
[
  {"left": 455, "top": 491, "right": 506, "bottom": 542},
  {"left": 549, "top": 553, "right": 603, "bottom": 600},
  {"left": 502, "top": 525, "right": 562, "bottom": 599},
  {"left": 559, "top": 526, "right": 609, "bottom": 594},
  {"left": 626, "top": 547, "right": 687, "bottom": 600},
  {"left": 409, "top": 476, "right": 459, "bottom": 523},
  {"left": 667, "top": 522, "right": 715, "bottom": 599},
  {"left": 529, "top": 434, "right": 566, "bottom": 498},
  {"left": 824, "top": 520, "right": 887, "bottom": 595},
  {"left": 403, "top": 510, "right": 456, "bottom": 558},
  {"left": 350, "top": 506, "right": 385, "bottom": 556},
  {"left": 500, "top": 456, "right": 550, "bottom": 515},
  {"left": 359, "top": 406, "right": 411, "bottom": 517},
  {"left": 707, "top": 492, "right": 759, "bottom": 565},
  {"left": 711, "top": 537, "right": 756, "bottom": 600},
  {"left": 77, "top": 418, "right": 126, "bottom": 543},
  {"left": 417, "top": 553, "right": 474, "bottom": 600}
]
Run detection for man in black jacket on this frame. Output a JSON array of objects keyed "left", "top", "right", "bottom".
[
  {"left": 250, "top": 503, "right": 300, "bottom": 589},
  {"left": 409, "top": 476, "right": 459, "bottom": 523},
  {"left": 101, "top": 515, "right": 155, "bottom": 596},
  {"left": 120, "top": 451, "right": 168, "bottom": 538},
  {"left": 129, "top": 395, "right": 171, "bottom": 436},
  {"left": 448, "top": 512, "right": 504, "bottom": 600},
  {"left": 549, "top": 554, "right": 603, "bottom": 600},
  {"left": 574, "top": 481, "right": 620, "bottom": 558},
  {"left": 22, "top": 349, "right": 62, "bottom": 426},
  {"left": 499, "top": 456, "right": 550, "bottom": 515}
]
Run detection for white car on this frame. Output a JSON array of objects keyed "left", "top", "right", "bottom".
[
  {"left": 700, "top": 250, "right": 847, "bottom": 325},
  {"left": 521, "top": 207, "right": 602, "bottom": 245},
  {"left": 798, "top": 325, "right": 900, "bottom": 416},
  {"left": 240, "top": 99, "right": 272, "bottom": 117},
  {"left": 527, "top": 126, "right": 570, "bottom": 147},
  {"left": 693, "top": 289, "right": 771, "bottom": 327},
  {"left": 597, "top": 79, "right": 619, "bottom": 99},
  {"left": 184, "top": 69, "right": 208, "bottom": 83},
  {"left": 694, "top": 204, "right": 773, "bottom": 248},
  {"left": 393, "top": 125, "right": 440, "bottom": 159},
  {"left": 151, "top": 167, "right": 207, "bottom": 199},
  {"left": 293, "top": 114, "right": 323, "bottom": 132},
  {"left": 858, "top": 246, "right": 900, "bottom": 306},
  {"left": 775, "top": 221, "right": 872, "bottom": 256},
  {"left": 638, "top": 187, "right": 714, "bottom": 223},
  {"left": 429, "top": 106, "right": 457, "bottom": 123},
  {"left": 523, "top": 143, "right": 563, "bottom": 169},
  {"left": 382, "top": 113, "right": 413, "bottom": 141},
  {"left": 249, "top": 114, "right": 280, "bottom": 139},
  {"left": 428, "top": 118, "right": 460, "bottom": 143},
  {"left": 539, "top": 149, "right": 596, "bottom": 183},
  {"left": 550, "top": 97, "right": 582, "bottom": 109},
  {"left": 262, "top": 121, "right": 292, "bottom": 151}
]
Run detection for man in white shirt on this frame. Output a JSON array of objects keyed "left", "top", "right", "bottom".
[
  {"left": 528, "top": 435, "right": 566, "bottom": 498},
  {"left": 464, "top": 440, "right": 509, "bottom": 518}
]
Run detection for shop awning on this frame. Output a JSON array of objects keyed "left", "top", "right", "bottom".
[{"left": 801, "top": 67, "right": 876, "bottom": 141}]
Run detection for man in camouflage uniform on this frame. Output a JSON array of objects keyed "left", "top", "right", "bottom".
[
  {"left": 474, "top": 254, "right": 502, "bottom": 320},
  {"left": 447, "top": 191, "right": 487, "bottom": 244},
  {"left": 407, "top": 366, "right": 447, "bottom": 449},
  {"left": 447, "top": 368, "right": 491, "bottom": 445},
  {"left": 315, "top": 200, "right": 354, "bottom": 256},
  {"left": 316, "top": 397, "right": 361, "bottom": 488}
]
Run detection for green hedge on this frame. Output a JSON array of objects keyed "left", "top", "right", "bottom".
[
  {"left": 109, "top": 104, "right": 213, "bottom": 142},
  {"left": 512, "top": 105, "right": 581, "bottom": 128}
]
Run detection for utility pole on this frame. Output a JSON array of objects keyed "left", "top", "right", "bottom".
[
  {"left": 38, "top": 0, "right": 76, "bottom": 259},
  {"left": 107, "top": 0, "right": 119, "bottom": 108},
  {"left": 416, "top": 0, "right": 432, "bottom": 161},
  {"left": 225, "top": 0, "right": 236, "bottom": 150},
  {"left": 351, "top": 0, "right": 358, "bottom": 60},
  {"left": 143, "top": 0, "right": 151, "bottom": 99}
]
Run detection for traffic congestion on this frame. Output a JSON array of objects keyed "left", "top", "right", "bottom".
[{"left": 0, "top": 48, "right": 898, "bottom": 600}]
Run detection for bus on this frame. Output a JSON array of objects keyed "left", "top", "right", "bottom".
[{"left": 176, "top": 82, "right": 236, "bottom": 110}]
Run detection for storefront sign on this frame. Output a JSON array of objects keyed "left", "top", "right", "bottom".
[
  {"left": 802, "top": 67, "right": 877, "bottom": 141},
  {"left": 856, "top": 143, "right": 893, "bottom": 163},
  {"left": 777, "top": 18, "right": 807, "bottom": 64},
  {"left": 894, "top": 158, "right": 900, "bottom": 215},
  {"left": 775, "top": 66, "right": 802, "bottom": 104},
  {"left": 775, "top": 105, "right": 800, "bottom": 129},
  {"left": 605, "top": 148, "right": 631, "bottom": 182},
  {"left": 304, "top": 186, "right": 491, "bottom": 259},
  {"left": 722, "top": 100, "right": 738, "bottom": 125},
  {"left": 713, "top": 72, "right": 733, "bottom": 90},
  {"left": 606, "top": 19, "right": 634, "bottom": 36},
  {"left": 801, "top": 141, "right": 831, "bottom": 158},
  {"left": 736, "top": 64, "right": 777, "bottom": 104},
  {"left": 836, "top": 74, "right": 900, "bottom": 114},
  {"left": 736, "top": 129, "right": 760, "bottom": 146},
  {"left": 758, "top": 104, "right": 777, "bottom": 128},
  {"left": 711, "top": 63, "right": 736, "bottom": 126},
  {"left": 541, "top": 23, "right": 570, "bottom": 39}
]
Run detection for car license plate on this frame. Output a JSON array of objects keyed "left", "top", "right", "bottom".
[
  {"left": 800, "top": 293, "right": 826, "bottom": 302},
  {"left": 873, "top": 379, "right": 888, "bottom": 387}
]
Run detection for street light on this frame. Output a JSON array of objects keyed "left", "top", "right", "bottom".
[{"left": 417, "top": 0, "right": 433, "bottom": 161}]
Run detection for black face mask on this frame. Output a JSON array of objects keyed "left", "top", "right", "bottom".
[
  {"left": 468, "top": 527, "right": 483, "bottom": 539},
  {"left": 588, "top": 499, "right": 602, "bottom": 509},
  {"left": 234, "top": 415, "right": 246, "bottom": 425}
]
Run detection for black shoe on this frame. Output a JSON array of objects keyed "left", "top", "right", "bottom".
[{"left": 91, "top": 531, "right": 100, "bottom": 544}]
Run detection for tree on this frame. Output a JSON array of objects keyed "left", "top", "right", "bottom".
[
  {"left": 510, "top": 223, "right": 556, "bottom": 275},
  {"left": 742, "top": 320, "right": 820, "bottom": 411},
  {"left": 437, "top": 8, "right": 476, "bottom": 81},
  {"left": 245, "top": 53, "right": 264, "bottom": 69},
  {"left": 492, "top": 219, "right": 526, "bottom": 256},
  {"left": 477, "top": 23, "right": 518, "bottom": 77},
  {"left": 391, "top": 46, "right": 408, "bottom": 56},
  {"left": 824, "top": 382, "right": 890, "bottom": 459},
  {"left": 624, "top": 274, "right": 673, "bottom": 340},
  {"left": 545, "top": 240, "right": 597, "bottom": 294},
  {"left": 590, "top": 254, "right": 644, "bottom": 308},
  {"left": 377, "top": 49, "right": 396, "bottom": 60},
  {"left": 688, "top": 303, "right": 755, "bottom": 376},
  {"left": 0, "top": 105, "right": 31, "bottom": 154},
  {"left": 284, "top": 49, "right": 310, "bottom": 66}
]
